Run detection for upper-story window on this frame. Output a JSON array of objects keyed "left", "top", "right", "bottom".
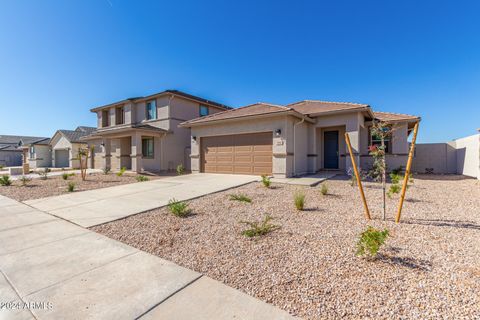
[
  {"left": 199, "top": 105, "right": 209, "bottom": 117},
  {"left": 146, "top": 100, "right": 157, "bottom": 120},
  {"left": 115, "top": 106, "right": 124, "bottom": 125},
  {"left": 102, "top": 110, "right": 110, "bottom": 127}
]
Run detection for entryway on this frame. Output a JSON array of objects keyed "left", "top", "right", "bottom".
[{"left": 323, "top": 130, "right": 339, "bottom": 169}]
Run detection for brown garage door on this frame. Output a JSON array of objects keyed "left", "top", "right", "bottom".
[{"left": 201, "top": 132, "right": 272, "bottom": 175}]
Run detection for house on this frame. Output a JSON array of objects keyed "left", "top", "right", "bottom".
[
  {"left": 50, "top": 126, "right": 97, "bottom": 168},
  {"left": 82, "top": 90, "right": 231, "bottom": 172},
  {"left": 0, "top": 135, "right": 49, "bottom": 167},
  {"left": 180, "top": 101, "right": 420, "bottom": 178}
]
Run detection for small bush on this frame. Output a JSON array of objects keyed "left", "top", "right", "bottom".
[
  {"left": 20, "top": 176, "right": 32, "bottom": 186},
  {"left": 293, "top": 189, "right": 306, "bottom": 210},
  {"left": 0, "top": 175, "right": 12, "bottom": 186},
  {"left": 62, "top": 173, "right": 70, "bottom": 180},
  {"left": 38, "top": 168, "right": 51, "bottom": 180},
  {"left": 103, "top": 167, "right": 111, "bottom": 175},
  {"left": 241, "top": 215, "right": 280, "bottom": 237},
  {"left": 356, "top": 226, "right": 389, "bottom": 258},
  {"left": 168, "top": 198, "right": 190, "bottom": 217},
  {"left": 387, "top": 184, "right": 401, "bottom": 198},
  {"left": 67, "top": 182, "right": 75, "bottom": 192},
  {"left": 136, "top": 175, "right": 149, "bottom": 182},
  {"left": 261, "top": 175, "right": 271, "bottom": 188},
  {"left": 389, "top": 173, "right": 401, "bottom": 184},
  {"left": 391, "top": 166, "right": 404, "bottom": 175},
  {"left": 117, "top": 167, "right": 127, "bottom": 177},
  {"left": 176, "top": 164, "right": 185, "bottom": 175},
  {"left": 229, "top": 194, "right": 252, "bottom": 203},
  {"left": 0, "top": 165, "right": 4, "bottom": 170},
  {"left": 320, "top": 183, "right": 328, "bottom": 195}
]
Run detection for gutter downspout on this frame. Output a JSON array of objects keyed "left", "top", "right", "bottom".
[{"left": 293, "top": 116, "right": 306, "bottom": 177}]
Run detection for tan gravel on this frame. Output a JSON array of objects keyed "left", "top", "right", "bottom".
[
  {"left": 0, "top": 173, "right": 161, "bottom": 202},
  {"left": 92, "top": 175, "right": 480, "bottom": 319}
]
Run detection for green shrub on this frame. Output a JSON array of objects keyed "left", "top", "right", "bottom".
[
  {"left": 293, "top": 189, "right": 306, "bottom": 210},
  {"left": 176, "top": 164, "right": 185, "bottom": 175},
  {"left": 136, "top": 175, "right": 149, "bottom": 182},
  {"left": 241, "top": 215, "right": 279, "bottom": 237},
  {"left": 62, "top": 173, "right": 70, "bottom": 180},
  {"left": 0, "top": 165, "right": 4, "bottom": 170},
  {"left": 116, "top": 167, "right": 127, "bottom": 177},
  {"left": 67, "top": 182, "right": 75, "bottom": 192},
  {"left": 391, "top": 166, "right": 404, "bottom": 175},
  {"left": 387, "top": 184, "right": 401, "bottom": 198},
  {"left": 19, "top": 176, "right": 31, "bottom": 186},
  {"left": 389, "top": 173, "right": 401, "bottom": 184},
  {"left": 261, "top": 175, "right": 271, "bottom": 188},
  {"left": 356, "top": 226, "right": 389, "bottom": 258},
  {"left": 229, "top": 194, "right": 252, "bottom": 203},
  {"left": 320, "top": 183, "right": 328, "bottom": 195},
  {"left": 0, "top": 175, "right": 12, "bottom": 186},
  {"left": 168, "top": 198, "right": 191, "bottom": 217},
  {"left": 38, "top": 168, "right": 51, "bottom": 180},
  {"left": 103, "top": 167, "right": 111, "bottom": 175}
]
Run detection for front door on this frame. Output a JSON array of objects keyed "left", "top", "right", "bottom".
[{"left": 324, "top": 131, "right": 339, "bottom": 169}]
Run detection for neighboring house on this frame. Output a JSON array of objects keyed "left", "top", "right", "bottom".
[
  {"left": 50, "top": 126, "right": 97, "bottom": 168},
  {"left": 83, "top": 90, "right": 231, "bottom": 172},
  {"left": 413, "top": 129, "right": 480, "bottom": 179},
  {"left": 181, "top": 101, "right": 420, "bottom": 178},
  {"left": 0, "top": 135, "right": 49, "bottom": 167},
  {"left": 22, "top": 139, "right": 52, "bottom": 169}
]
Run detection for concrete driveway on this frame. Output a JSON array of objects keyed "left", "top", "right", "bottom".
[{"left": 24, "top": 173, "right": 258, "bottom": 227}]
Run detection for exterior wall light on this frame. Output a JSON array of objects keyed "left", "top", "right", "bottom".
[
  {"left": 275, "top": 129, "right": 282, "bottom": 137},
  {"left": 192, "top": 136, "right": 197, "bottom": 142}
]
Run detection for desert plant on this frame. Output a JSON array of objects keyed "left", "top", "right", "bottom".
[
  {"left": 391, "top": 166, "right": 404, "bottom": 175},
  {"left": 117, "top": 167, "right": 127, "bottom": 177},
  {"left": 62, "top": 173, "right": 70, "bottom": 180},
  {"left": 293, "top": 189, "right": 306, "bottom": 210},
  {"left": 168, "top": 198, "right": 190, "bottom": 217},
  {"left": 387, "top": 184, "right": 401, "bottom": 198},
  {"left": 229, "top": 194, "right": 252, "bottom": 203},
  {"left": 176, "top": 164, "right": 185, "bottom": 175},
  {"left": 0, "top": 165, "right": 4, "bottom": 170},
  {"left": 77, "top": 147, "right": 90, "bottom": 181},
  {"left": 261, "top": 175, "right": 271, "bottom": 188},
  {"left": 240, "top": 215, "right": 280, "bottom": 237},
  {"left": 19, "top": 176, "right": 31, "bottom": 186},
  {"left": 320, "top": 183, "right": 328, "bottom": 195},
  {"left": 103, "top": 167, "right": 111, "bottom": 175},
  {"left": 356, "top": 226, "right": 390, "bottom": 258},
  {"left": 67, "top": 181, "right": 75, "bottom": 192},
  {"left": 136, "top": 175, "right": 149, "bottom": 182},
  {"left": 0, "top": 175, "right": 12, "bottom": 186},
  {"left": 38, "top": 168, "right": 51, "bottom": 180}
]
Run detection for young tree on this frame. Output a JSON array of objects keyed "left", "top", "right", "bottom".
[
  {"left": 368, "top": 121, "right": 395, "bottom": 220},
  {"left": 77, "top": 147, "right": 90, "bottom": 181}
]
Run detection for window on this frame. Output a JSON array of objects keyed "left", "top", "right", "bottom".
[
  {"left": 199, "top": 105, "right": 209, "bottom": 117},
  {"left": 29, "top": 146, "right": 34, "bottom": 159},
  {"left": 102, "top": 110, "right": 110, "bottom": 127},
  {"left": 115, "top": 106, "right": 124, "bottom": 125},
  {"left": 142, "top": 137, "right": 154, "bottom": 158},
  {"left": 146, "top": 100, "right": 157, "bottom": 120},
  {"left": 369, "top": 126, "right": 391, "bottom": 153}
]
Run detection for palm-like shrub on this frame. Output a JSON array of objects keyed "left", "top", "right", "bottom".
[
  {"left": 0, "top": 175, "right": 12, "bottom": 186},
  {"left": 241, "top": 215, "right": 279, "bottom": 237},
  {"left": 293, "top": 190, "right": 306, "bottom": 210},
  {"left": 168, "top": 198, "right": 191, "bottom": 217}
]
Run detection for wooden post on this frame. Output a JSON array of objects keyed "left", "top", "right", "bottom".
[
  {"left": 345, "top": 133, "right": 371, "bottom": 220},
  {"left": 395, "top": 121, "right": 420, "bottom": 223}
]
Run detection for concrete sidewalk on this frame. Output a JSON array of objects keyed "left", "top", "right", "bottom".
[
  {"left": 24, "top": 173, "right": 258, "bottom": 227},
  {"left": 0, "top": 195, "right": 295, "bottom": 320}
]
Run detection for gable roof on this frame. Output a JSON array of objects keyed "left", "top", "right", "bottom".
[
  {"left": 373, "top": 111, "right": 420, "bottom": 122},
  {"left": 91, "top": 89, "right": 231, "bottom": 112},
  {"left": 75, "top": 126, "right": 96, "bottom": 134},
  {"left": 287, "top": 100, "right": 372, "bottom": 116},
  {"left": 180, "top": 102, "right": 312, "bottom": 127},
  {"left": 0, "top": 134, "right": 49, "bottom": 146}
]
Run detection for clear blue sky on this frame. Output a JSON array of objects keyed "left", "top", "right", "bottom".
[{"left": 0, "top": 0, "right": 479, "bottom": 142}]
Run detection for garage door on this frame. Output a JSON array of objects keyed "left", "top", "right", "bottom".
[
  {"left": 201, "top": 132, "right": 272, "bottom": 175},
  {"left": 55, "top": 150, "right": 69, "bottom": 168}
]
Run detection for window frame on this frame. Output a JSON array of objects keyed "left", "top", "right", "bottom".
[
  {"left": 199, "top": 105, "right": 209, "bottom": 117},
  {"left": 115, "top": 106, "right": 125, "bottom": 125},
  {"left": 368, "top": 126, "right": 391, "bottom": 154},
  {"left": 142, "top": 137, "right": 154, "bottom": 159},
  {"left": 102, "top": 110, "right": 110, "bottom": 127},
  {"left": 146, "top": 100, "right": 157, "bottom": 120}
]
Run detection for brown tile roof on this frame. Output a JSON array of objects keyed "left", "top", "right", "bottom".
[
  {"left": 288, "top": 100, "right": 371, "bottom": 116},
  {"left": 373, "top": 111, "right": 420, "bottom": 122},
  {"left": 180, "top": 103, "right": 293, "bottom": 126}
]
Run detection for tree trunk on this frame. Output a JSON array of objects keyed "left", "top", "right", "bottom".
[{"left": 381, "top": 137, "right": 386, "bottom": 220}]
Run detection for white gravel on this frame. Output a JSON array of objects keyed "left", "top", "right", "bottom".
[{"left": 93, "top": 175, "right": 480, "bottom": 319}]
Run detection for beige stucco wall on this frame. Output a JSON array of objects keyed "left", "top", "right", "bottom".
[
  {"left": 412, "top": 143, "right": 457, "bottom": 174},
  {"left": 28, "top": 145, "right": 51, "bottom": 168},
  {"left": 454, "top": 133, "right": 480, "bottom": 179}
]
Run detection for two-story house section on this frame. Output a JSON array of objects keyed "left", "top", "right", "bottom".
[{"left": 83, "top": 90, "right": 230, "bottom": 173}]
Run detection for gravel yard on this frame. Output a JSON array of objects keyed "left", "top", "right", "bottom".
[
  {"left": 92, "top": 175, "right": 480, "bottom": 319},
  {"left": 0, "top": 173, "right": 161, "bottom": 201}
]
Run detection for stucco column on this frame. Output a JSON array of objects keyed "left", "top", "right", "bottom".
[
  {"left": 346, "top": 123, "right": 361, "bottom": 172},
  {"left": 102, "top": 138, "right": 111, "bottom": 170},
  {"left": 131, "top": 133, "right": 143, "bottom": 173}
]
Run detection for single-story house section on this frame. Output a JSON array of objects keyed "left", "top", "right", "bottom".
[
  {"left": 50, "top": 126, "right": 97, "bottom": 168},
  {"left": 83, "top": 89, "right": 230, "bottom": 172},
  {"left": 21, "top": 138, "right": 52, "bottom": 169},
  {"left": 0, "top": 135, "right": 49, "bottom": 167},
  {"left": 180, "top": 101, "right": 420, "bottom": 178}
]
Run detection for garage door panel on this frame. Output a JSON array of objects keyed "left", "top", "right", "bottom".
[{"left": 201, "top": 132, "right": 272, "bottom": 176}]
